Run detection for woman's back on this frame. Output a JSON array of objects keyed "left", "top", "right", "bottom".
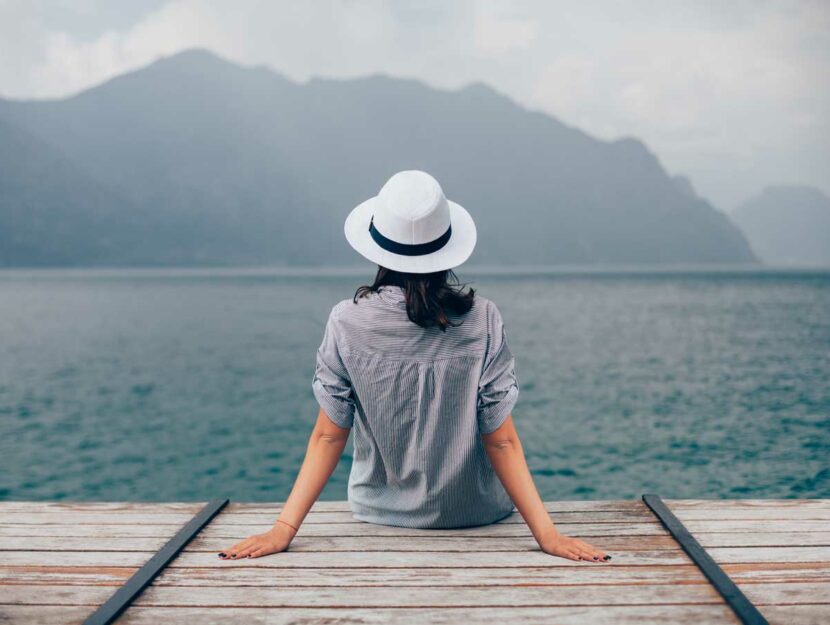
[
  {"left": 312, "top": 284, "right": 520, "bottom": 528},
  {"left": 221, "top": 170, "right": 609, "bottom": 564}
]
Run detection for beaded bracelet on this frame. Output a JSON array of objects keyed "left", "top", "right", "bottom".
[{"left": 276, "top": 518, "right": 298, "bottom": 533}]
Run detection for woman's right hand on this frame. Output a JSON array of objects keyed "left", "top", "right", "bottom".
[
  {"left": 218, "top": 522, "right": 296, "bottom": 560},
  {"left": 538, "top": 529, "right": 610, "bottom": 562}
]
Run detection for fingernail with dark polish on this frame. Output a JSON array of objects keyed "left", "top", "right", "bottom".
[
  {"left": 593, "top": 556, "right": 599, "bottom": 560},
  {"left": 603, "top": 555, "right": 612, "bottom": 561},
  {"left": 218, "top": 553, "right": 226, "bottom": 558}
]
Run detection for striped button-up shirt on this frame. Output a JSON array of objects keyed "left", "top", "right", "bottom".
[{"left": 311, "top": 284, "right": 519, "bottom": 528}]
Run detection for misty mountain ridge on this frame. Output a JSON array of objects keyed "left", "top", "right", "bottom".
[
  {"left": 0, "top": 48, "right": 756, "bottom": 267},
  {"left": 731, "top": 185, "right": 830, "bottom": 267}
]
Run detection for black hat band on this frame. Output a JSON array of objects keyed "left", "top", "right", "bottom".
[{"left": 369, "top": 215, "right": 452, "bottom": 256}]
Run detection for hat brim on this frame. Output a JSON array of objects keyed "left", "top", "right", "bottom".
[{"left": 344, "top": 196, "right": 477, "bottom": 274}]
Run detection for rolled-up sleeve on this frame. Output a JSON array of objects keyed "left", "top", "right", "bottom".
[
  {"left": 311, "top": 308, "right": 356, "bottom": 429},
  {"left": 477, "top": 301, "right": 520, "bottom": 434}
]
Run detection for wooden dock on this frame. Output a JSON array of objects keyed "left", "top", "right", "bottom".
[{"left": 0, "top": 499, "right": 827, "bottom": 624}]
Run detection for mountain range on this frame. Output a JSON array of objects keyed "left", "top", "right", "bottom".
[{"left": 0, "top": 49, "right": 757, "bottom": 268}]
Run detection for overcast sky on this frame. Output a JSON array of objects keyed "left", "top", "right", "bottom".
[{"left": 1, "top": 0, "right": 827, "bottom": 209}]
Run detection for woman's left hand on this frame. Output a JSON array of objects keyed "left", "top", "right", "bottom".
[{"left": 218, "top": 523, "right": 296, "bottom": 560}]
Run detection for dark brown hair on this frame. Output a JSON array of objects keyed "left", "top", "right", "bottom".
[{"left": 353, "top": 266, "right": 476, "bottom": 331}]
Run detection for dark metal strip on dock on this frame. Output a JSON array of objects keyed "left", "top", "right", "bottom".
[
  {"left": 82, "top": 498, "right": 229, "bottom": 625},
  {"left": 642, "top": 494, "right": 769, "bottom": 625}
]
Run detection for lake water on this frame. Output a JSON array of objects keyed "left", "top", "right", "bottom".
[{"left": 1, "top": 268, "right": 828, "bottom": 503}]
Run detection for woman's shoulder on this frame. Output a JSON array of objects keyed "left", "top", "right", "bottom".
[
  {"left": 327, "top": 294, "right": 381, "bottom": 328},
  {"left": 331, "top": 292, "right": 378, "bottom": 313},
  {"left": 329, "top": 297, "right": 359, "bottom": 322}
]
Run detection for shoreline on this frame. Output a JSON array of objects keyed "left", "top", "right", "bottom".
[{"left": 1, "top": 263, "right": 829, "bottom": 281}]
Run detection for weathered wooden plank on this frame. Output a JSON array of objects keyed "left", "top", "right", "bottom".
[
  {"left": 154, "top": 583, "right": 710, "bottom": 610},
  {"left": 3, "top": 545, "right": 826, "bottom": 568},
  {"left": 7, "top": 562, "right": 825, "bottom": 589},
  {"left": 0, "top": 605, "right": 94, "bottom": 625},
  {"left": 152, "top": 561, "right": 830, "bottom": 587},
  {"left": 0, "top": 582, "right": 727, "bottom": 606},
  {"left": 0, "top": 537, "right": 169, "bottom": 552},
  {"left": 1, "top": 564, "right": 702, "bottom": 587},
  {"left": 133, "top": 582, "right": 824, "bottom": 607},
  {"left": 706, "top": 546, "right": 830, "bottom": 565},
  {"left": 0, "top": 585, "right": 112, "bottom": 606},
  {"left": 0, "top": 513, "right": 199, "bottom": 526},
  {"left": 0, "top": 509, "right": 653, "bottom": 525},
  {"left": 6, "top": 507, "right": 830, "bottom": 527},
  {"left": 0, "top": 503, "right": 205, "bottom": 514},
  {"left": 185, "top": 564, "right": 830, "bottom": 589},
  {"left": 205, "top": 521, "right": 667, "bottom": 537},
  {"left": 188, "top": 545, "right": 830, "bottom": 567},
  {"left": 760, "top": 604, "right": 830, "bottom": 625},
  {"left": 9, "top": 582, "right": 815, "bottom": 616},
  {"left": 0, "top": 526, "right": 808, "bottom": 551},
  {"left": 0, "top": 566, "right": 134, "bottom": 586},
  {"left": 206, "top": 530, "right": 830, "bottom": 548},
  {"left": 0, "top": 521, "right": 667, "bottom": 538},
  {"left": 147, "top": 519, "right": 830, "bottom": 538},
  {"left": 3, "top": 519, "right": 827, "bottom": 539},
  {"left": 153, "top": 564, "right": 711, "bottom": 587},
  {"left": 722, "top": 562, "right": 830, "bottom": 583},
  {"left": 0, "top": 604, "right": 745, "bottom": 625},
  {"left": 667, "top": 500, "right": 830, "bottom": 510},
  {"left": 684, "top": 520, "right": 830, "bottom": 534},
  {"left": 0, "top": 549, "right": 691, "bottom": 567},
  {"left": 0, "top": 525, "right": 188, "bottom": 538},
  {"left": 0, "top": 534, "right": 678, "bottom": 553},
  {"left": 670, "top": 508, "right": 830, "bottom": 521},
  {"left": 741, "top": 582, "right": 830, "bottom": 606},
  {"left": 695, "top": 533, "right": 830, "bottom": 548},
  {"left": 201, "top": 534, "right": 676, "bottom": 552}
]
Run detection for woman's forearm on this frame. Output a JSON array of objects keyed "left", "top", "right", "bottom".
[
  {"left": 218, "top": 410, "right": 349, "bottom": 560},
  {"left": 482, "top": 416, "right": 557, "bottom": 544},
  {"left": 274, "top": 413, "right": 350, "bottom": 531}
]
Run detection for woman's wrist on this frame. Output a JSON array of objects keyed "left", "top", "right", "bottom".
[
  {"left": 273, "top": 518, "right": 299, "bottom": 536},
  {"left": 534, "top": 523, "right": 560, "bottom": 545}
]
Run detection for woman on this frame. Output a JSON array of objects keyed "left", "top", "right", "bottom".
[{"left": 219, "top": 170, "right": 609, "bottom": 563}]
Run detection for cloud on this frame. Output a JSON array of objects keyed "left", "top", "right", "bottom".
[
  {"left": 14, "top": 1, "right": 227, "bottom": 98},
  {"left": 521, "top": 1, "right": 830, "bottom": 205},
  {"left": 473, "top": 4, "right": 539, "bottom": 55}
]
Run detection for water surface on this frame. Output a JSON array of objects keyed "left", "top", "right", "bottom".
[{"left": 1, "top": 268, "right": 827, "bottom": 502}]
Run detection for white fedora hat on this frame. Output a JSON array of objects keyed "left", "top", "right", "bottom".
[{"left": 344, "top": 170, "right": 477, "bottom": 274}]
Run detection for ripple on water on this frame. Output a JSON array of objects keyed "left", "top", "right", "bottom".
[{"left": 1, "top": 271, "right": 828, "bottom": 501}]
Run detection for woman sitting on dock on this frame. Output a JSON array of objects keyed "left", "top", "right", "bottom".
[{"left": 219, "top": 171, "right": 610, "bottom": 563}]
